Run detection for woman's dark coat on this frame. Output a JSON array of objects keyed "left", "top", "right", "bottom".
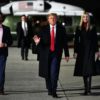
[{"left": 74, "top": 25, "right": 98, "bottom": 76}]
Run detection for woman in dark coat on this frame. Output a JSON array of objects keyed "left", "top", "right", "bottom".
[{"left": 73, "top": 12, "right": 99, "bottom": 95}]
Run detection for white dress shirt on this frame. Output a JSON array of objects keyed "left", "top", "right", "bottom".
[
  {"left": 22, "top": 21, "right": 28, "bottom": 36},
  {"left": 0, "top": 25, "right": 3, "bottom": 44}
]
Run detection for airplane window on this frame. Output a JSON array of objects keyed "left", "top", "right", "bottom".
[
  {"left": 40, "top": 3, "right": 43, "bottom": 6},
  {"left": 27, "top": 2, "right": 33, "bottom": 6}
]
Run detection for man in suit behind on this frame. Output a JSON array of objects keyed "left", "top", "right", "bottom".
[
  {"left": 16, "top": 15, "right": 32, "bottom": 60},
  {"left": 0, "top": 13, "right": 13, "bottom": 95},
  {"left": 33, "top": 13, "right": 69, "bottom": 98}
]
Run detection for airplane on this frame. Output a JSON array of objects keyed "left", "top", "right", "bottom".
[
  {"left": 0, "top": 0, "right": 85, "bottom": 16},
  {"left": 0, "top": 0, "right": 51, "bottom": 15}
]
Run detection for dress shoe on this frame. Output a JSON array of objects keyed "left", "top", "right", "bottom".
[
  {"left": 84, "top": 91, "right": 88, "bottom": 95},
  {"left": 88, "top": 90, "right": 91, "bottom": 93},
  {"left": 22, "top": 57, "right": 24, "bottom": 60},
  {"left": 48, "top": 92, "right": 52, "bottom": 95},
  {"left": 52, "top": 93, "right": 58, "bottom": 98},
  {"left": 83, "top": 91, "right": 91, "bottom": 95},
  {"left": 25, "top": 58, "right": 28, "bottom": 60}
]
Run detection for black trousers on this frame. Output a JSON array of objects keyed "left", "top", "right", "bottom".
[
  {"left": 21, "top": 46, "right": 28, "bottom": 59},
  {"left": 83, "top": 76, "right": 92, "bottom": 93},
  {"left": 21, "top": 42, "right": 29, "bottom": 59}
]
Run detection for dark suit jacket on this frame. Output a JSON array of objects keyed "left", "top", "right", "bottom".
[
  {"left": 0, "top": 25, "right": 13, "bottom": 56},
  {"left": 16, "top": 21, "right": 33, "bottom": 48},
  {"left": 39, "top": 23, "right": 69, "bottom": 78}
]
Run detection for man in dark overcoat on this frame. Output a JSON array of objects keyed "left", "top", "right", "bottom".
[
  {"left": 33, "top": 13, "right": 69, "bottom": 98},
  {"left": 16, "top": 15, "right": 32, "bottom": 60}
]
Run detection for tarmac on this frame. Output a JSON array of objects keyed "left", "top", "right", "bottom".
[{"left": 0, "top": 47, "right": 100, "bottom": 100}]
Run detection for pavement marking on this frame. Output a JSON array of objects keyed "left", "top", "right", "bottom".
[{"left": 59, "top": 79, "right": 70, "bottom": 100}]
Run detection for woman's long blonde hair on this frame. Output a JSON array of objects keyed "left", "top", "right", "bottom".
[{"left": 80, "top": 11, "right": 91, "bottom": 30}]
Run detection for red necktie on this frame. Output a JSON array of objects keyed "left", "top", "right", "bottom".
[{"left": 50, "top": 26, "right": 55, "bottom": 51}]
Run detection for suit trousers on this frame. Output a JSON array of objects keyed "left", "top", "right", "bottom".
[
  {"left": 21, "top": 46, "right": 28, "bottom": 59},
  {"left": 21, "top": 39, "right": 29, "bottom": 59},
  {"left": 0, "top": 55, "right": 7, "bottom": 91},
  {"left": 45, "top": 52, "right": 59, "bottom": 94}
]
